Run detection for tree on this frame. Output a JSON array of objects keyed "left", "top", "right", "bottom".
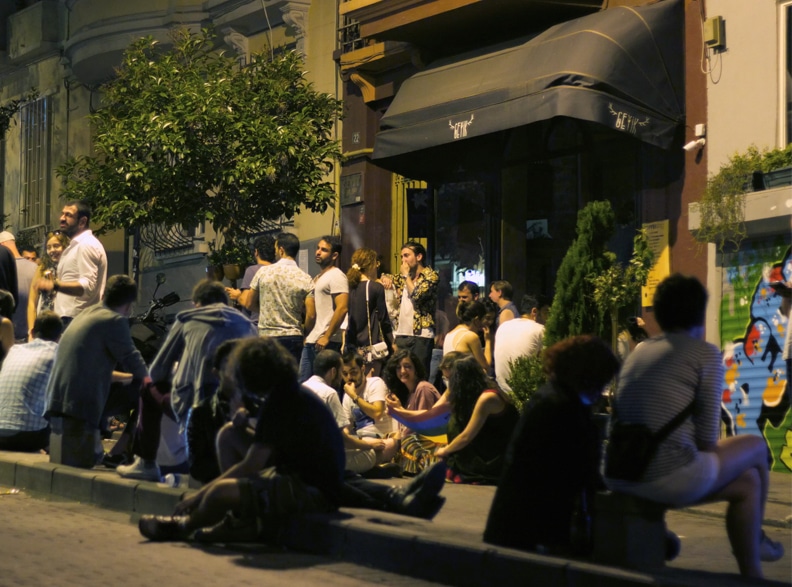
[
  {"left": 544, "top": 200, "right": 616, "bottom": 346},
  {"left": 57, "top": 28, "right": 342, "bottom": 257},
  {"left": 588, "top": 228, "right": 654, "bottom": 350}
]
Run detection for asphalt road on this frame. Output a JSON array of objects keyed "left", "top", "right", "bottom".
[{"left": 0, "top": 491, "right": 447, "bottom": 587}]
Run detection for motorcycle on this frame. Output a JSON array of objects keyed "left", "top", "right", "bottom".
[{"left": 130, "top": 272, "right": 181, "bottom": 363}]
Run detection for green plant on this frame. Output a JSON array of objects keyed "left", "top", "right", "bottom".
[
  {"left": 544, "top": 201, "right": 615, "bottom": 346},
  {"left": 506, "top": 354, "right": 545, "bottom": 413},
  {"left": 0, "top": 90, "right": 37, "bottom": 138},
  {"left": 696, "top": 144, "right": 792, "bottom": 250},
  {"left": 588, "top": 228, "right": 655, "bottom": 350},
  {"left": 56, "top": 28, "right": 342, "bottom": 247},
  {"left": 207, "top": 239, "right": 251, "bottom": 267}
]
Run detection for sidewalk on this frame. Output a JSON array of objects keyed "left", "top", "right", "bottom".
[{"left": 0, "top": 449, "right": 789, "bottom": 587}]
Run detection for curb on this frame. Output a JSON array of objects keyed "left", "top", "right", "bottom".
[{"left": 0, "top": 453, "right": 787, "bottom": 587}]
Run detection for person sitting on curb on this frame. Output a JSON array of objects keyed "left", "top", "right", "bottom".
[
  {"left": 602, "top": 274, "right": 784, "bottom": 579},
  {"left": 137, "top": 337, "right": 446, "bottom": 543},
  {"left": 485, "top": 335, "right": 619, "bottom": 555},
  {"left": 341, "top": 351, "right": 400, "bottom": 476},
  {"left": 0, "top": 311, "right": 63, "bottom": 451},
  {"left": 303, "top": 349, "right": 389, "bottom": 476},
  {"left": 117, "top": 279, "right": 256, "bottom": 482},
  {"left": 45, "top": 275, "right": 150, "bottom": 468}
]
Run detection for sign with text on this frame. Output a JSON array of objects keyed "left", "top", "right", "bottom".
[{"left": 642, "top": 219, "right": 670, "bottom": 306}]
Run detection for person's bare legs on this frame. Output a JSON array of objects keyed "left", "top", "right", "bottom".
[
  {"left": 700, "top": 435, "right": 770, "bottom": 579},
  {"left": 216, "top": 422, "right": 254, "bottom": 473}
]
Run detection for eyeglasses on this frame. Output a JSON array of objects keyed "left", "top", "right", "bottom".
[{"left": 46, "top": 231, "right": 63, "bottom": 238}]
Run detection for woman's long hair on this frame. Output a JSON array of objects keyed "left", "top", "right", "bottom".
[
  {"left": 346, "top": 247, "right": 378, "bottom": 290},
  {"left": 448, "top": 354, "right": 490, "bottom": 425},
  {"left": 383, "top": 348, "right": 427, "bottom": 405},
  {"left": 455, "top": 300, "right": 486, "bottom": 325},
  {"left": 37, "top": 231, "right": 70, "bottom": 278}
]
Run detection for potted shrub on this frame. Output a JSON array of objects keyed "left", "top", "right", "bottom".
[{"left": 695, "top": 144, "right": 792, "bottom": 250}]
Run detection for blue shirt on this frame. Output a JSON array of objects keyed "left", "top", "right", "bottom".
[{"left": 0, "top": 339, "right": 58, "bottom": 434}]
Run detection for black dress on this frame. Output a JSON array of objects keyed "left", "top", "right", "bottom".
[{"left": 446, "top": 391, "right": 519, "bottom": 484}]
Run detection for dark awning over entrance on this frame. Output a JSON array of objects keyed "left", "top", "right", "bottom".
[{"left": 372, "top": 0, "right": 683, "bottom": 175}]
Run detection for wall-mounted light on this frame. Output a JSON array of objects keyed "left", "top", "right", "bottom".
[{"left": 683, "top": 138, "right": 706, "bottom": 152}]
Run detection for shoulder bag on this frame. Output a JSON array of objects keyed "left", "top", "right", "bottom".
[{"left": 604, "top": 399, "right": 695, "bottom": 482}]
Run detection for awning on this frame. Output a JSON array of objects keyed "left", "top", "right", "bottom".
[{"left": 372, "top": 0, "right": 683, "bottom": 176}]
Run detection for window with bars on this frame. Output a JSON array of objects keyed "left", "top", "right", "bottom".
[{"left": 19, "top": 95, "right": 50, "bottom": 228}]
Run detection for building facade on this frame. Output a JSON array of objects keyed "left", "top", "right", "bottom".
[
  {"left": 0, "top": 0, "right": 340, "bottom": 304},
  {"left": 693, "top": 0, "right": 791, "bottom": 472},
  {"left": 335, "top": 0, "right": 708, "bottom": 329}
]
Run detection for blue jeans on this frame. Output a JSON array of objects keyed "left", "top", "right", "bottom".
[
  {"left": 299, "top": 341, "right": 342, "bottom": 383},
  {"left": 273, "top": 335, "right": 304, "bottom": 367}
]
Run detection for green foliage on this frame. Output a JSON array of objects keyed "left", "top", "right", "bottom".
[
  {"left": 0, "top": 90, "right": 37, "bottom": 138},
  {"left": 697, "top": 144, "right": 792, "bottom": 250},
  {"left": 544, "top": 201, "right": 615, "bottom": 346},
  {"left": 56, "top": 28, "right": 342, "bottom": 245},
  {"left": 506, "top": 354, "right": 545, "bottom": 413},
  {"left": 207, "top": 239, "right": 251, "bottom": 266},
  {"left": 588, "top": 228, "right": 655, "bottom": 350}
]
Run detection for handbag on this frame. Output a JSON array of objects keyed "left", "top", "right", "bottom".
[
  {"left": 362, "top": 280, "right": 389, "bottom": 362},
  {"left": 604, "top": 399, "right": 695, "bottom": 482}
]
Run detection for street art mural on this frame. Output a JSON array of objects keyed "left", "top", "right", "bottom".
[{"left": 721, "top": 241, "right": 791, "bottom": 473}]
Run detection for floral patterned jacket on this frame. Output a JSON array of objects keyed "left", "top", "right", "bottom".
[{"left": 392, "top": 266, "right": 439, "bottom": 335}]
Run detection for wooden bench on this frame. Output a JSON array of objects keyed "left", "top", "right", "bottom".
[{"left": 592, "top": 491, "right": 675, "bottom": 570}]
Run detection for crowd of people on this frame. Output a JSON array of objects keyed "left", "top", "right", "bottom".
[{"left": 0, "top": 206, "right": 785, "bottom": 580}]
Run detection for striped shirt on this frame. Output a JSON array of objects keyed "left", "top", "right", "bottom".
[
  {"left": 0, "top": 339, "right": 58, "bottom": 434},
  {"left": 608, "top": 332, "right": 722, "bottom": 483}
]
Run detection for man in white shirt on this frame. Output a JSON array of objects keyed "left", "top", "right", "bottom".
[
  {"left": 303, "top": 350, "right": 383, "bottom": 475},
  {"left": 299, "top": 235, "right": 348, "bottom": 382},
  {"left": 38, "top": 201, "right": 107, "bottom": 327},
  {"left": 494, "top": 293, "right": 549, "bottom": 392}
]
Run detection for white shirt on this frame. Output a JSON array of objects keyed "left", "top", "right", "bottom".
[
  {"left": 306, "top": 267, "right": 348, "bottom": 344},
  {"left": 341, "top": 376, "right": 395, "bottom": 437},
  {"left": 303, "top": 375, "right": 349, "bottom": 429},
  {"left": 55, "top": 229, "right": 108, "bottom": 318},
  {"left": 494, "top": 318, "right": 544, "bottom": 392}
]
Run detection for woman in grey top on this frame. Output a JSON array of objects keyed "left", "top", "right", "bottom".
[{"left": 604, "top": 274, "right": 783, "bottom": 579}]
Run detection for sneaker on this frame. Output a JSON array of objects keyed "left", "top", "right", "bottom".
[
  {"left": 117, "top": 456, "right": 162, "bottom": 482},
  {"left": 139, "top": 515, "right": 190, "bottom": 541},
  {"left": 193, "top": 513, "right": 262, "bottom": 543},
  {"left": 100, "top": 452, "right": 131, "bottom": 469},
  {"left": 759, "top": 530, "right": 784, "bottom": 562}
]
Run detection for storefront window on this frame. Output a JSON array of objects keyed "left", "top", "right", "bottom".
[{"left": 432, "top": 180, "right": 494, "bottom": 319}]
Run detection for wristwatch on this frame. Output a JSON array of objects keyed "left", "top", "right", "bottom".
[{"left": 52, "top": 280, "right": 60, "bottom": 292}]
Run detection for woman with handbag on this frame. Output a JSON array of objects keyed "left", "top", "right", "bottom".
[
  {"left": 604, "top": 274, "right": 783, "bottom": 579},
  {"left": 345, "top": 248, "right": 393, "bottom": 376}
]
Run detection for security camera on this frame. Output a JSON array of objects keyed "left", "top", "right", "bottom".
[{"left": 683, "top": 138, "right": 706, "bottom": 151}]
